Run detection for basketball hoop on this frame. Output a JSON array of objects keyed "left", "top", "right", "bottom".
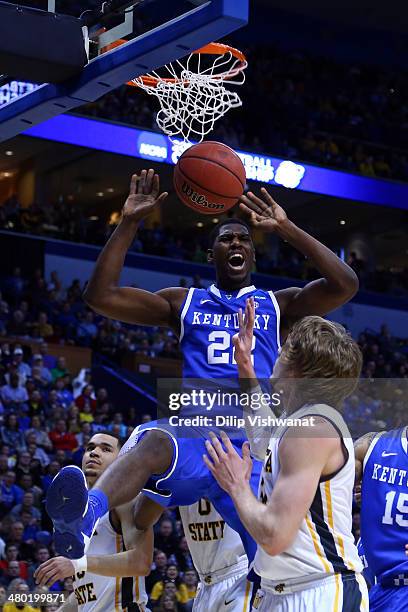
[{"left": 101, "top": 41, "right": 247, "bottom": 143}]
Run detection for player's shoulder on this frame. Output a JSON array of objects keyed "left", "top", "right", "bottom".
[{"left": 156, "top": 286, "right": 188, "bottom": 301}]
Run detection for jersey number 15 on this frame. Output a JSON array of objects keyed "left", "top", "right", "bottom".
[{"left": 382, "top": 491, "right": 408, "bottom": 526}]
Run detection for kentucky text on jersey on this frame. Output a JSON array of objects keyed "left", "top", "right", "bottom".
[
  {"left": 371, "top": 463, "right": 408, "bottom": 487},
  {"left": 191, "top": 311, "right": 272, "bottom": 330}
]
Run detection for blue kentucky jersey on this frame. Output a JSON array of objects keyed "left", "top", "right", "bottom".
[
  {"left": 361, "top": 427, "right": 408, "bottom": 584},
  {"left": 180, "top": 284, "right": 281, "bottom": 380}
]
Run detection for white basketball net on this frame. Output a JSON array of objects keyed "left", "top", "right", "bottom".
[{"left": 131, "top": 46, "right": 247, "bottom": 143}]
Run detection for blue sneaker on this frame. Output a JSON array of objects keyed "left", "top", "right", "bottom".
[{"left": 46, "top": 465, "right": 99, "bottom": 559}]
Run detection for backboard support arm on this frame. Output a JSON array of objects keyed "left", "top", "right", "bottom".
[{"left": 0, "top": 0, "right": 248, "bottom": 142}]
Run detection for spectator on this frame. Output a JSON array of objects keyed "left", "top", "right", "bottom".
[
  {"left": 54, "top": 378, "right": 73, "bottom": 409},
  {"left": 1, "top": 414, "right": 26, "bottom": 452},
  {"left": 108, "top": 413, "right": 127, "bottom": 438},
  {"left": 0, "top": 559, "right": 25, "bottom": 588},
  {"left": 1, "top": 375, "right": 29, "bottom": 411},
  {"left": 0, "top": 472, "right": 24, "bottom": 518},
  {"left": 48, "top": 419, "right": 77, "bottom": 453},
  {"left": 155, "top": 592, "right": 181, "bottom": 611},
  {"left": 0, "top": 585, "right": 6, "bottom": 608},
  {"left": 26, "top": 436, "right": 50, "bottom": 468},
  {"left": 146, "top": 550, "right": 168, "bottom": 593},
  {"left": 183, "top": 569, "right": 198, "bottom": 605},
  {"left": 15, "top": 451, "right": 42, "bottom": 487},
  {"left": 27, "top": 546, "right": 51, "bottom": 589},
  {"left": 175, "top": 537, "right": 194, "bottom": 572},
  {"left": 30, "top": 355, "right": 52, "bottom": 385},
  {"left": 6, "top": 311, "right": 28, "bottom": 337},
  {"left": 9, "top": 492, "right": 41, "bottom": 523},
  {"left": 6, "top": 521, "right": 35, "bottom": 561},
  {"left": 155, "top": 520, "right": 181, "bottom": 561},
  {"left": 0, "top": 543, "right": 28, "bottom": 581},
  {"left": 13, "top": 349, "right": 31, "bottom": 382},
  {"left": 75, "top": 385, "right": 96, "bottom": 413},
  {"left": 27, "top": 389, "right": 46, "bottom": 417},
  {"left": 76, "top": 311, "right": 98, "bottom": 346},
  {"left": 79, "top": 402, "right": 94, "bottom": 425},
  {"left": 51, "top": 357, "right": 68, "bottom": 382},
  {"left": 33, "top": 312, "right": 54, "bottom": 339},
  {"left": 25, "top": 416, "right": 52, "bottom": 451},
  {"left": 37, "top": 343, "right": 56, "bottom": 371},
  {"left": 150, "top": 565, "right": 189, "bottom": 606},
  {"left": 18, "top": 474, "right": 42, "bottom": 507}
]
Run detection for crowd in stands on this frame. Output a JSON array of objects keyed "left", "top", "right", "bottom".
[
  {"left": 0, "top": 266, "right": 406, "bottom": 609},
  {"left": 1, "top": 199, "right": 407, "bottom": 298},
  {"left": 81, "top": 46, "right": 408, "bottom": 182}
]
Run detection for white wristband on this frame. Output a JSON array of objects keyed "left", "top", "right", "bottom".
[{"left": 71, "top": 555, "right": 87, "bottom": 573}]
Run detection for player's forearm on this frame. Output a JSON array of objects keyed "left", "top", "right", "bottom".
[
  {"left": 87, "top": 547, "right": 151, "bottom": 577},
  {"left": 276, "top": 220, "right": 358, "bottom": 297},
  {"left": 83, "top": 217, "right": 139, "bottom": 307},
  {"left": 237, "top": 357, "right": 275, "bottom": 460},
  {"left": 230, "top": 482, "right": 277, "bottom": 551}
]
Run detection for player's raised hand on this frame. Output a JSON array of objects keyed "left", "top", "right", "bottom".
[
  {"left": 122, "top": 169, "right": 168, "bottom": 223},
  {"left": 204, "top": 432, "right": 252, "bottom": 496},
  {"left": 233, "top": 297, "right": 255, "bottom": 366},
  {"left": 34, "top": 556, "right": 75, "bottom": 587},
  {"left": 239, "top": 188, "right": 288, "bottom": 233}
]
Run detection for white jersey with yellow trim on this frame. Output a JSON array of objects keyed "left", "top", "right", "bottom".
[
  {"left": 254, "top": 404, "right": 363, "bottom": 585},
  {"left": 73, "top": 511, "right": 148, "bottom": 611},
  {"left": 179, "top": 499, "right": 248, "bottom": 584}
]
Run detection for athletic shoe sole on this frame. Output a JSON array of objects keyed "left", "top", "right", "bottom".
[{"left": 46, "top": 465, "right": 89, "bottom": 559}]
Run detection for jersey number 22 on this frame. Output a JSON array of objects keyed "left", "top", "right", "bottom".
[{"left": 207, "top": 331, "right": 256, "bottom": 365}]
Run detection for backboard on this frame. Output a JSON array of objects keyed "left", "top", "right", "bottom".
[{"left": 0, "top": 0, "right": 248, "bottom": 142}]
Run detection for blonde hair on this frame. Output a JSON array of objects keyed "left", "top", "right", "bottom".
[{"left": 280, "top": 316, "right": 362, "bottom": 407}]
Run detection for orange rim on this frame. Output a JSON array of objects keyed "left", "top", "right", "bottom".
[{"left": 100, "top": 40, "right": 247, "bottom": 88}]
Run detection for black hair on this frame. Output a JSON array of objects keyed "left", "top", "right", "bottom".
[
  {"left": 89, "top": 430, "right": 123, "bottom": 449},
  {"left": 208, "top": 217, "right": 251, "bottom": 248}
]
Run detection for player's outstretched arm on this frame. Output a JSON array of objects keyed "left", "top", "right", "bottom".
[
  {"left": 234, "top": 297, "right": 276, "bottom": 460},
  {"left": 35, "top": 501, "right": 154, "bottom": 586},
  {"left": 239, "top": 189, "right": 359, "bottom": 333},
  {"left": 205, "top": 424, "right": 339, "bottom": 556},
  {"left": 83, "top": 169, "right": 186, "bottom": 328}
]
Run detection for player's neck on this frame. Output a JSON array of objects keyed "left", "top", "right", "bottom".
[{"left": 215, "top": 276, "right": 252, "bottom": 292}]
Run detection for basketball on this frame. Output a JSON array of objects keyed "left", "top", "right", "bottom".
[{"left": 173, "top": 141, "right": 246, "bottom": 215}]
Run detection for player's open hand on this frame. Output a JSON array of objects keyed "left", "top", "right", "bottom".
[
  {"left": 34, "top": 556, "right": 75, "bottom": 587},
  {"left": 232, "top": 297, "right": 255, "bottom": 366},
  {"left": 122, "top": 169, "right": 168, "bottom": 223},
  {"left": 204, "top": 432, "right": 252, "bottom": 497},
  {"left": 239, "top": 188, "right": 288, "bottom": 233}
]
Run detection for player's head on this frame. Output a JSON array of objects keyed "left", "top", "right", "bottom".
[
  {"left": 82, "top": 431, "right": 122, "bottom": 487},
  {"left": 207, "top": 218, "right": 255, "bottom": 289},
  {"left": 273, "top": 316, "right": 362, "bottom": 409}
]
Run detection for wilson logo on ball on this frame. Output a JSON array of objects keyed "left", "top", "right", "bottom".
[{"left": 181, "top": 182, "right": 225, "bottom": 211}]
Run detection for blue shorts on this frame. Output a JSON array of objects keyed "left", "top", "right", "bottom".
[
  {"left": 369, "top": 584, "right": 408, "bottom": 611},
  {"left": 121, "top": 420, "right": 262, "bottom": 562}
]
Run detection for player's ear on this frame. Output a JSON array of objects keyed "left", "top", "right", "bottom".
[{"left": 207, "top": 249, "right": 214, "bottom": 263}]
